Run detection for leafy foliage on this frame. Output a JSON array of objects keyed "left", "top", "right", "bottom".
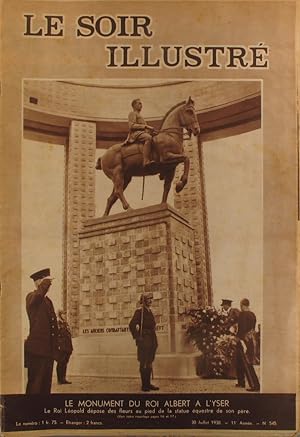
[{"left": 186, "top": 307, "right": 238, "bottom": 377}]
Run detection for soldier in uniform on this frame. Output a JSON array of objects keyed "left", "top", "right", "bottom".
[
  {"left": 56, "top": 309, "right": 73, "bottom": 384},
  {"left": 220, "top": 299, "right": 240, "bottom": 331},
  {"left": 126, "top": 98, "right": 155, "bottom": 167},
  {"left": 24, "top": 268, "right": 58, "bottom": 394},
  {"left": 235, "top": 298, "right": 260, "bottom": 392},
  {"left": 129, "top": 292, "right": 159, "bottom": 392},
  {"left": 220, "top": 299, "right": 240, "bottom": 379}
]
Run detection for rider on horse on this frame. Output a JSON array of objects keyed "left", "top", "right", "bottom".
[
  {"left": 96, "top": 97, "right": 200, "bottom": 216},
  {"left": 124, "top": 98, "right": 155, "bottom": 168}
]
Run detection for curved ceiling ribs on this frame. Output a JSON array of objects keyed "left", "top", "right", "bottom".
[{"left": 23, "top": 94, "right": 261, "bottom": 147}]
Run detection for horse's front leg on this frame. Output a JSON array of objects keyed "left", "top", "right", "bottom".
[
  {"left": 175, "top": 155, "right": 190, "bottom": 193},
  {"left": 161, "top": 168, "right": 175, "bottom": 204},
  {"left": 104, "top": 191, "right": 118, "bottom": 216},
  {"left": 114, "top": 168, "right": 131, "bottom": 211},
  {"left": 104, "top": 175, "right": 132, "bottom": 216}
]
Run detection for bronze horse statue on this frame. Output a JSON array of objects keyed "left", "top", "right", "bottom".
[{"left": 96, "top": 97, "right": 200, "bottom": 216}]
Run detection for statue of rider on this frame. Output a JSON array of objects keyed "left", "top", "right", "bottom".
[{"left": 126, "top": 98, "right": 155, "bottom": 167}]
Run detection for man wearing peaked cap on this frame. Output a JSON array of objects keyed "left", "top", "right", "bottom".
[
  {"left": 30, "top": 268, "right": 52, "bottom": 281},
  {"left": 24, "top": 268, "right": 58, "bottom": 394},
  {"left": 220, "top": 298, "right": 240, "bottom": 379},
  {"left": 129, "top": 292, "right": 159, "bottom": 392},
  {"left": 221, "top": 298, "right": 240, "bottom": 325},
  {"left": 220, "top": 299, "right": 233, "bottom": 315}
]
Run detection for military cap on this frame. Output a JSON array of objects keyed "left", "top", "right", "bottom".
[
  {"left": 30, "top": 268, "right": 51, "bottom": 281},
  {"left": 221, "top": 299, "right": 233, "bottom": 306},
  {"left": 139, "top": 292, "right": 153, "bottom": 304}
]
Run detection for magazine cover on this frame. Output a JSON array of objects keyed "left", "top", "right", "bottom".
[{"left": 1, "top": 1, "right": 298, "bottom": 436}]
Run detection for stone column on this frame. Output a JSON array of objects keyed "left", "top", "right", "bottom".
[
  {"left": 64, "top": 121, "right": 96, "bottom": 334},
  {"left": 174, "top": 135, "right": 212, "bottom": 306}
]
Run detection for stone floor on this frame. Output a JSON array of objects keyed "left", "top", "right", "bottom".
[{"left": 52, "top": 374, "right": 256, "bottom": 394}]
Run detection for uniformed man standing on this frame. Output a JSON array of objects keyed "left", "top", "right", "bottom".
[
  {"left": 129, "top": 292, "right": 159, "bottom": 392},
  {"left": 24, "top": 268, "right": 58, "bottom": 394},
  {"left": 56, "top": 309, "right": 73, "bottom": 384},
  {"left": 127, "top": 98, "right": 155, "bottom": 167},
  {"left": 220, "top": 299, "right": 240, "bottom": 379},
  {"left": 220, "top": 299, "right": 240, "bottom": 331},
  {"left": 235, "top": 298, "right": 260, "bottom": 392}
]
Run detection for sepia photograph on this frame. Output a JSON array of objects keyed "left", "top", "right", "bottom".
[
  {"left": 22, "top": 79, "right": 262, "bottom": 395},
  {"left": 1, "top": 1, "right": 298, "bottom": 435}
]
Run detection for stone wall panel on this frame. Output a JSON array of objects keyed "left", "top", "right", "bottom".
[
  {"left": 65, "top": 121, "right": 96, "bottom": 334},
  {"left": 174, "top": 135, "right": 212, "bottom": 306},
  {"left": 78, "top": 205, "right": 197, "bottom": 352}
]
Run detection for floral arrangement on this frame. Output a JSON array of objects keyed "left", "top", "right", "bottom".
[
  {"left": 186, "top": 307, "right": 238, "bottom": 377},
  {"left": 214, "top": 334, "right": 239, "bottom": 370}
]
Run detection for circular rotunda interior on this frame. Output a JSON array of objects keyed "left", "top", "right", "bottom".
[{"left": 22, "top": 80, "right": 262, "bottom": 355}]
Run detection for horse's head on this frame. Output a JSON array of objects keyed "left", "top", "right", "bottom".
[{"left": 179, "top": 96, "right": 200, "bottom": 137}]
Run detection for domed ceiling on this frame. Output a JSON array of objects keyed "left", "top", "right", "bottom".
[{"left": 23, "top": 80, "right": 261, "bottom": 147}]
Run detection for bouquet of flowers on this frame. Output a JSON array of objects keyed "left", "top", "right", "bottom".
[
  {"left": 186, "top": 307, "right": 237, "bottom": 377},
  {"left": 215, "top": 334, "right": 239, "bottom": 365}
]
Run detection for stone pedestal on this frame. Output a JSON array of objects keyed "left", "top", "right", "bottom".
[{"left": 70, "top": 204, "right": 201, "bottom": 378}]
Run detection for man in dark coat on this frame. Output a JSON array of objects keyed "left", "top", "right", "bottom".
[
  {"left": 220, "top": 299, "right": 240, "bottom": 329},
  {"left": 24, "top": 268, "right": 58, "bottom": 394},
  {"left": 129, "top": 292, "right": 159, "bottom": 391},
  {"left": 56, "top": 309, "right": 73, "bottom": 384},
  {"left": 220, "top": 299, "right": 240, "bottom": 379},
  {"left": 235, "top": 298, "right": 260, "bottom": 392}
]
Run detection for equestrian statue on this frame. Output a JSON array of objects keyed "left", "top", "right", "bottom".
[{"left": 95, "top": 96, "right": 200, "bottom": 216}]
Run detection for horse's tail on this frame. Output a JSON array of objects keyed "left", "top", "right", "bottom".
[{"left": 95, "top": 157, "right": 102, "bottom": 170}]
